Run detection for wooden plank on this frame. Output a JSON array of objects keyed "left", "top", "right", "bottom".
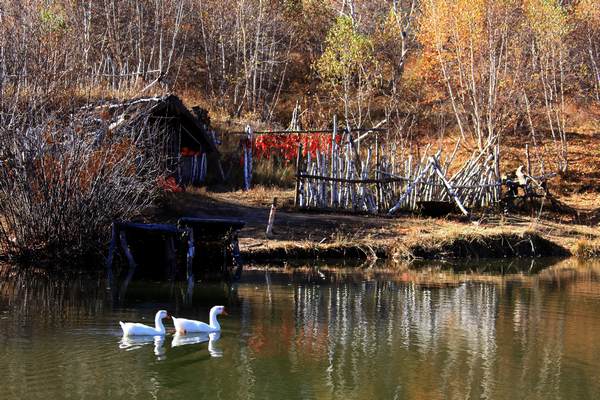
[
  {"left": 296, "top": 173, "right": 410, "bottom": 184},
  {"left": 115, "top": 221, "right": 182, "bottom": 234}
]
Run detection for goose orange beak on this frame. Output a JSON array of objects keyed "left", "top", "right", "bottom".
[{"left": 221, "top": 308, "right": 229, "bottom": 316}]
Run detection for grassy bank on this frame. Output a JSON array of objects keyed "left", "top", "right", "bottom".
[
  {"left": 573, "top": 240, "right": 600, "bottom": 258},
  {"left": 158, "top": 186, "right": 599, "bottom": 264}
]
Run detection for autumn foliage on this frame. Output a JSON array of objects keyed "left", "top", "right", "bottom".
[{"left": 253, "top": 134, "right": 335, "bottom": 163}]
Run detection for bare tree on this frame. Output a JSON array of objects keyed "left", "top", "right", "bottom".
[{"left": 0, "top": 108, "right": 168, "bottom": 266}]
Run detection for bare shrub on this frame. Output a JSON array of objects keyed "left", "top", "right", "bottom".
[{"left": 0, "top": 109, "right": 168, "bottom": 267}]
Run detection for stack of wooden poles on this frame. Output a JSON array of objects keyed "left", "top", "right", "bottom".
[{"left": 294, "top": 119, "right": 501, "bottom": 216}]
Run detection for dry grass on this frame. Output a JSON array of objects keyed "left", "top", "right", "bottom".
[
  {"left": 158, "top": 185, "right": 600, "bottom": 263},
  {"left": 573, "top": 239, "right": 600, "bottom": 258}
]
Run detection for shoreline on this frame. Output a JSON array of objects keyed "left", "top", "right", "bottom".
[
  {"left": 241, "top": 230, "right": 577, "bottom": 264},
  {"left": 158, "top": 188, "right": 599, "bottom": 265}
]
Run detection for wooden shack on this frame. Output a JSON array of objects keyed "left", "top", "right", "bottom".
[{"left": 84, "top": 94, "right": 219, "bottom": 186}]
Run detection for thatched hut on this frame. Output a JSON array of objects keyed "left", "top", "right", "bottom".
[{"left": 84, "top": 94, "right": 220, "bottom": 186}]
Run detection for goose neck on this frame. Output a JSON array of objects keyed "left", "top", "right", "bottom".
[
  {"left": 154, "top": 313, "right": 166, "bottom": 334},
  {"left": 209, "top": 309, "right": 221, "bottom": 330}
]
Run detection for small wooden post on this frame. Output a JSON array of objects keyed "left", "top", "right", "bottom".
[
  {"left": 231, "top": 233, "right": 244, "bottom": 280},
  {"left": 294, "top": 143, "right": 303, "bottom": 207},
  {"left": 266, "top": 197, "right": 277, "bottom": 237},
  {"left": 243, "top": 125, "right": 253, "bottom": 191}
]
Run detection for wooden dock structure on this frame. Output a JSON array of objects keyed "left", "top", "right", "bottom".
[{"left": 106, "top": 217, "right": 245, "bottom": 286}]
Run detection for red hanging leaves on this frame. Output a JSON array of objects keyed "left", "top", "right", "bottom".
[{"left": 253, "top": 132, "right": 337, "bottom": 163}]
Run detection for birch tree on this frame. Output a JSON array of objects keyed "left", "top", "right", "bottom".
[{"left": 419, "top": 0, "right": 522, "bottom": 152}]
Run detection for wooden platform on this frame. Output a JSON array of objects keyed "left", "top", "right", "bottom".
[{"left": 105, "top": 218, "right": 246, "bottom": 286}]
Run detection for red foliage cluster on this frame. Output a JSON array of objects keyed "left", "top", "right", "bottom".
[
  {"left": 253, "top": 133, "right": 335, "bottom": 163},
  {"left": 181, "top": 147, "right": 201, "bottom": 156},
  {"left": 157, "top": 176, "right": 183, "bottom": 192}
]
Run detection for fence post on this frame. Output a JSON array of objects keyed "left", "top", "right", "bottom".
[
  {"left": 243, "top": 125, "right": 253, "bottom": 191},
  {"left": 375, "top": 133, "right": 381, "bottom": 212},
  {"left": 331, "top": 115, "right": 337, "bottom": 208},
  {"left": 294, "top": 143, "right": 303, "bottom": 207}
]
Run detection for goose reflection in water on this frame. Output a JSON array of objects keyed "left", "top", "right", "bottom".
[
  {"left": 171, "top": 331, "right": 223, "bottom": 357},
  {"left": 119, "top": 335, "right": 166, "bottom": 360}
]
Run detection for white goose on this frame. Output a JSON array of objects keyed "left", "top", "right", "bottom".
[
  {"left": 172, "top": 306, "right": 228, "bottom": 334},
  {"left": 119, "top": 310, "right": 169, "bottom": 336}
]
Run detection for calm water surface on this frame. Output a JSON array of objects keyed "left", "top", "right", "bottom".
[{"left": 2, "top": 259, "right": 600, "bottom": 399}]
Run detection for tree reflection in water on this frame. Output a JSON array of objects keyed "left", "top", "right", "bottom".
[{"left": 1, "top": 259, "right": 600, "bottom": 399}]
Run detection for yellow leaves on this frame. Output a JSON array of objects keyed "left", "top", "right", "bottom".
[
  {"left": 380, "top": 8, "right": 403, "bottom": 43},
  {"left": 574, "top": 0, "right": 600, "bottom": 27},
  {"left": 315, "top": 16, "right": 374, "bottom": 84},
  {"left": 39, "top": 4, "right": 68, "bottom": 33},
  {"left": 419, "top": 0, "right": 486, "bottom": 51},
  {"left": 524, "top": 0, "right": 570, "bottom": 44},
  {"left": 419, "top": 0, "right": 451, "bottom": 50}
]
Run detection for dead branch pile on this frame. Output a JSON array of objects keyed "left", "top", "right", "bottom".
[{"left": 0, "top": 106, "right": 169, "bottom": 267}]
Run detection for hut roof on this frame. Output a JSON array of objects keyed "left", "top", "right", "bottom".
[{"left": 83, "top": 94, "right": 217, "bottom": 153}]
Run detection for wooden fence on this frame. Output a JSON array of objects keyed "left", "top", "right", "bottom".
[
  {"left": 293, "top": 121, "right": 501, "bottom": 216},
  {"left": 236, "top": 117, "right": 504, "bottom": 216}
]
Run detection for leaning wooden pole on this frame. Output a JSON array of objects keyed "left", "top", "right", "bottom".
[
  {"left": 389, "top": 160, "right": 433, "bottom": 214},
  {"left": 185, "top": 227, "right": 195, "bottom": 283},
  {"left": 431, "top": 158, "right": 470, "bottom": 217}
]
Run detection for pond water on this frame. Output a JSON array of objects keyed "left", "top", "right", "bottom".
[{"left": 2, "top": 259, "right": 600, "bottom": 399}]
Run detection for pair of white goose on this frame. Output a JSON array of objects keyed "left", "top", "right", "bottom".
[{"left": 119, "top": 305, "right": 228, "bottom": 336}]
